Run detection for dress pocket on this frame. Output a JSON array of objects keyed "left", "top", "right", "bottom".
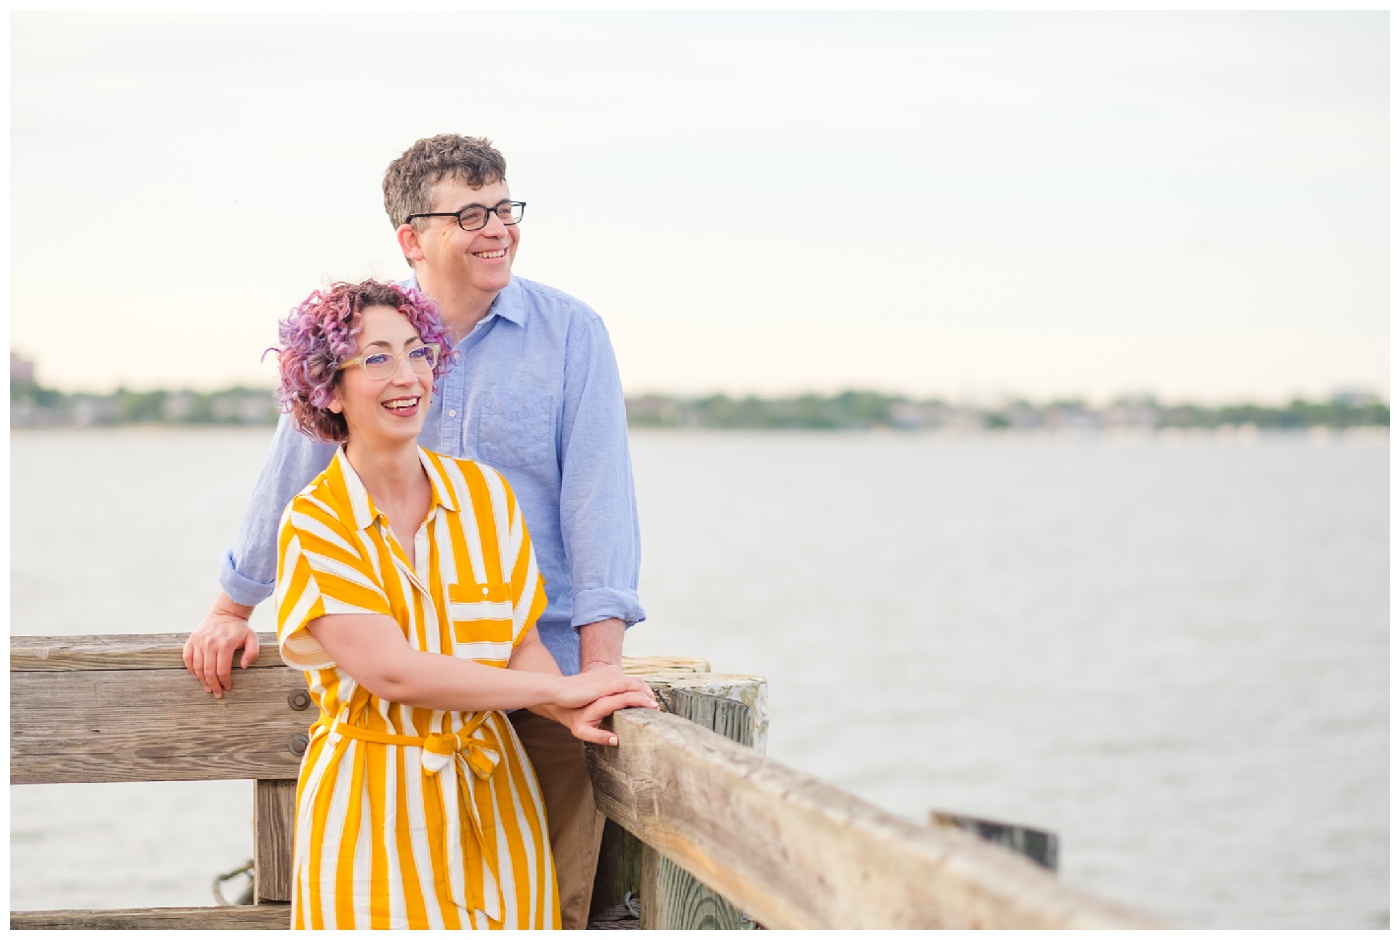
[
  {"left": 447, "top": 581, "right": 515, "bottom": 664},
  {"left": 477, "top": 396, "right": 554, "bottom": 469}
]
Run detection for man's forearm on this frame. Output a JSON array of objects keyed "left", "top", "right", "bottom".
[
  {"left": 578, "top": 618, "right": 626, "bottom": 670},
  {"left": 221, "top": 412, "right": 338, "bottom": 605},
  {"left": 211, "top": 591, "right": 256, "bottom": 622}
]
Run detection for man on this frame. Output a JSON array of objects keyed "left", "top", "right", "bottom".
[{"left": 183, "top": 134, "right": 645, "bottom": 929}]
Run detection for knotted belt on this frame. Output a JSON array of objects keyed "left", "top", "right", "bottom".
[{"left": 326, "top": 710, "right": 505, "bottom": 920}]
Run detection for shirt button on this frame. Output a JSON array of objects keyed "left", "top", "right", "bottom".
[
  {"left": 448, "top": 410, "right": 457, "bottom": 418},
  {"left": 481, "top": 586, "right": 489, "bottom": 596}
]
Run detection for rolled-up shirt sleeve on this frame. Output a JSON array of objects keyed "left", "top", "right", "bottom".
[
  {"left": 219, "top": 412, "right": 339, "bottom": 607},
  {"left": 558, "top": 315, "right": 646, "bottom": 630}
]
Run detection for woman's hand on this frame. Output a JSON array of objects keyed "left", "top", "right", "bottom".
[
  {"left": 508, "top": 625, "right": 658, "bottom": 741},
  {"left": 553, "top": 666, "right": 655, "bottom": 710},
  {"left": 556, "top": 688, "right": 661, "bottom": 746}
]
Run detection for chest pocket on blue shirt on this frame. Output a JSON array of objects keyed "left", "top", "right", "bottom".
[{"left": 477, "top": 396, "right": 555, "bottom": 469}]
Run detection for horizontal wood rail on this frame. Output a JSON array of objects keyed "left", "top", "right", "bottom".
[
  {"left": 588, "top": 706, "right": 1163, "bottom": 929},
  {"left": 9, "top": 906, "right": 292, "bottom": 931},
  {"left": 11, "top": 633, "right": 307, "bottom": 785}
]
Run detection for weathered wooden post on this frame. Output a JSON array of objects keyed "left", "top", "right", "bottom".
[
  {"left": 589, "top": 662, "right": 768, "bottom": 929},
  {"left": 638, "top": 688, "right": 757, "bottom": 929}
]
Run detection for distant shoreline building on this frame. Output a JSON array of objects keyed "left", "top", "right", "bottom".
[{"left": 11, "top": 351, "right": 36, "bottom": 387}]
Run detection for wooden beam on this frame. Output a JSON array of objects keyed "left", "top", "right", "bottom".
[
  {"left": 9, "top": 636, "right": 698, "bottom": 787},
  {"left": 10, "top": 665, "right": 309, "bottom": 784},
  {"left": 588, "top": 708, "right": 1162, "bottom": 930},
  {"left": 254, "top": 780, "right": 297, "bottom": 902},
  {"left": 10, "top": 633, "right": 286, "bottom": 672},
  {"left": 932, "top": 810, "right": 1060, "bottom": 872},
  {"left": 10, "top": 904, "right": 291, "bottom": 930}
]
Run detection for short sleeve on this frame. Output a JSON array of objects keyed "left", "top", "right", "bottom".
[{"left": 275, "top": 493, "right": 392, "bottom": 671}]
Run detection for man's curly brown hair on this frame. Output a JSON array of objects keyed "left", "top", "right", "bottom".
[{"left": 382, "top": 134, "right": 508, "bottom": 229}]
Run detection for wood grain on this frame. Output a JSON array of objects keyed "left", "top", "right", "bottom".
[
  {"left": 10, "top": 666, "right": 309, "bottom": 783},
  {"left": 589, "top": 708, "right": 1162, "bottom": 930},
  {"left": 640, "top": 690, "right": 751, "bottom": 929},
  {"left": 10, "top": 633, "right": 285, "bottom": 672},
  {"left": 10, "top": 904, "right": 291, "bottom": 930},
  {"left": 669, "top": 687, "right": 754, "bottom": 747},
  {"left": 254, "top": 780, "right": 296, "bottom": 902},
  {"left": 642, "top": 842, "right": 747, "bottom": 930}
]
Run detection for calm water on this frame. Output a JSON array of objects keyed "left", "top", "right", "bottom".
[{"left": 9, "top": 427, "right": 1390, "bottom": 928}]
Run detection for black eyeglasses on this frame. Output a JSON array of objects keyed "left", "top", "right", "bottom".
[{"left": 404, "top": 201, "right": 526, "bottom": 232}]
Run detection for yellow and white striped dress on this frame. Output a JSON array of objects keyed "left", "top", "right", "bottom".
[{"left": 275, "top": 447, "right": 558, "bottom": 930}]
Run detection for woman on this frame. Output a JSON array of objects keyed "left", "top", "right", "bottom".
[{"left": 271, "top": 279, "right": 657, "bottom": 929}]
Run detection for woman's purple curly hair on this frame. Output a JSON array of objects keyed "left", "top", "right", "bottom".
[{"left": 274, "top": 279, "right": 456, "bottom": 443}]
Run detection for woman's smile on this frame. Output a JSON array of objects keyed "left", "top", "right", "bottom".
[
  {"left": 382, "top": 395, "right": 421, "bottom": 415},
  {"left": 332, "top": 305, "right": 434, "bottom": 444}
]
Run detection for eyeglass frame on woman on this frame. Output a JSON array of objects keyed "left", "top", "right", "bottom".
[
  {"left": 338, "top": 343, "right": 441, "bottom": 380},
  {"left": 403, "top": 200, "right": 526, "bottom": 232}
]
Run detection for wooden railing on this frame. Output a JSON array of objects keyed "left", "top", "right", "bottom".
[
  {"left": 10, "top": 634, "right": 1161, "bottom": 930},
  {"left": 589, "top": 703, "right": 1158, "bottom": 929},
  {"left": 11, "top": 633, "right": 304, "bottom": 930}
]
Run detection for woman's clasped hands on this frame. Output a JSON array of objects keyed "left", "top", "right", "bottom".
[{"left": 551, "top": 667, "right": 659, "bottom": 746}]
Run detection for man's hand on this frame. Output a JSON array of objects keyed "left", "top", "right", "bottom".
[{"left": 183, "top": 593, "right": 259, "bottom": 699}]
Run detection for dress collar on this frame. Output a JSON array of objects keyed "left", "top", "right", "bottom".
[{"left": 332, "top": 446, "right": 457, "bottom": 532}]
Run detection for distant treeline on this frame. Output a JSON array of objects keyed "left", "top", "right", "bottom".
[
  {"left": 10, "top": 380, "right": 1389, "bottom": 432},
  {"left": 11, "top": 384, "right": 282, "bottom": 428},
  {"left": 625, "top": 391, "right": 1389, "bottom": 432}
]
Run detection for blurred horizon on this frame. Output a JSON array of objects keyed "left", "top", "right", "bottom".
[{"left": 8, "top": 347, "right": 1389, "bottom": 410}]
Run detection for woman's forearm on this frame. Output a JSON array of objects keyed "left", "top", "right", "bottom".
[
  {"left": 506, "top": 628, "right": 574, "bottom": 724},
  {"left": 307, "top": 613, "right": 569, "bottom": 713},
  {"left": 305, "top": 613, "right": 653, "bottom": 719},
  {"left": 373, "top": 647, "right": 571, "bottom": 712}
]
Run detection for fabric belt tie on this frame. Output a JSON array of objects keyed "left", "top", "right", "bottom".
[
  {"left": 330, "top": 712, "right": 501, "bottom": 778},
  {"left": 326, "top": 711, "right": 503, "bottom": 920}
]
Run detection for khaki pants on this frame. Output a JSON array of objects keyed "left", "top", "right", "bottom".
[{"left": 509, "top": 709, "right": 605, "bottom": 930}]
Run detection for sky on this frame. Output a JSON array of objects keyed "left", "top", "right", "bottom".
[{"left": 8, "top": 11, "right": 1390, "bottom": 405}]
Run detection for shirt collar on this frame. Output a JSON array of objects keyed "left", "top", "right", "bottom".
[
  {"left": 332, "top": 446, "right": 457, "bottom": 532},
  {"left": 399, "top": 273, "right": 528, "bottom": 329}
]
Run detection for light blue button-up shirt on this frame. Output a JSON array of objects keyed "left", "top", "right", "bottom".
[{"left": 219, "top": 275, "right": 645, "bottom": 675}]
